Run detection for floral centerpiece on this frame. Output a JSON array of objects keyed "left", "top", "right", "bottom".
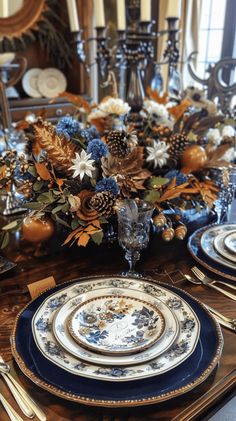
[{"left": 0, "top": 89, "right": 235, "bottom": 250}]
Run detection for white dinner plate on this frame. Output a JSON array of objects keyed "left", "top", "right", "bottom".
[
  {"left": 22, "top": 68, "right": 42, "bottom": 98},
  {"left": 32, "top": 277, "right": 200, "bottom": 382},
  {"left": 37, "top": 68, "right": 67, "bottom": 98},
  {"left": 224, "top": 231, "right": 236, "bottom": 255},
  {"left": 200, "top": 224, "right": 236, "bottom": 271},
  {"left": 213, "top": 231, "right": 236, "bottom": 263},
  {"left": 53, "top": 287, "right": 178, "bottom": 366}
]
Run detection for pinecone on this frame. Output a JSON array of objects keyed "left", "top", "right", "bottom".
[
  {"left": 107, "top": 130, "right": 129, "bottom": 158},
  {"left": 90, "top": 191, "right": 116, "bottom": 217},
  {"left": 168, "top": 133, "right": 189, "bottom": 158}
]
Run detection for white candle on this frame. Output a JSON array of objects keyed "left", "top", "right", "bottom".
[
  {"left": 94, "top": 0, "right": 105, "bottom": 27},
  {"left": 117, "top": 0, "right": 126, "bottom": 31},
  {"left": 140, "top": 0, "right": 151, "bottom": 22},
  {"left": 167, "top": 0, "right": 181, "bottom": 17},
  {"left": 0, "top": 0, "right": 9, "bottom": 18},
  {"left": 66, "top": 0, "right": 80, "bottom": 32}
]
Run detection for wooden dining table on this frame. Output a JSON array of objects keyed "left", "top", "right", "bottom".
[{"left": 0, "top": 232, "right": 236, "bottom": 421}]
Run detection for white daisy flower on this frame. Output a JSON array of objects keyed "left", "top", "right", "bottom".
[
  {"left": 69, "top": 150, "right": 95, "bottom": 181},
  {"left": 207, "top": 128, "right": 221, "bottom": 146},
  {"left": 99, "top": 97, "right": 131, "bottom": 115},
  {"left": 146, "top": 140, "right": 170, "bottom": 168},
  {"left": 222, "top": 125, "right": 235, "bottom": 138},
  {"left": 144, "top": 99, "right": 169, "bottom": 122}
]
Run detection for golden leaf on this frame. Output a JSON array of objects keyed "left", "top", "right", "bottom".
[
  {"left": 63, "top": 227, "right": 82, "bottom": 245},
  {"left": 33, "top": 119, "right": 78, "bottom": 175},
  {"left": 56, "top": 91, "right": 91, "bottom": 113},
  {"left": 168, "top": 99, "right": 192, "bottom": 121},
  {"left": 35, "top": 163, "right": 51, "bottom": 181},
  {"left": 77, "top": 233, "right": 90, "bottom": 247},
  {"left": 146, "top": 86, "right": 169, "bottom": 104},
  {"left": 102, "top": 148, "right": 151, "bottom": 197},
  {"left": 56, "top": 178, "right": 64, "bottom": 187}
]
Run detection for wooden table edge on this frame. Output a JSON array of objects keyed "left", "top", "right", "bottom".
[{"left": 172, "top": 368, "right": 236, "bottom": 421}]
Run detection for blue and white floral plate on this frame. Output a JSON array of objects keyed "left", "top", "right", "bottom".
[
  {"left": 188, "top": 224, "right": 236, "bottom": 281},
  {"left": 11, "top": 276, "right": 223, "bottom": 407},
  {"left": 200, "top": 224, "right": 236, "bottom": 270},
  {"left": 31, "top": 277, "right": 200, "bottom": 382},
  {"left": 224, "top": 231, "right": 236, "bottom": 255},
  {"left": 53, "top": 287, "right": 178, "bottom": 366},
  {"left": 68, "top": 295, "right": 165, "bottom": 356},
  {"left": 214, "top": 231, "right": 236, "bottom": 264}
]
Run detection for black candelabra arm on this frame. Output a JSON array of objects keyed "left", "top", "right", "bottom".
[{"left": 163, "top": 17, "right": 180, "bottom": 68}]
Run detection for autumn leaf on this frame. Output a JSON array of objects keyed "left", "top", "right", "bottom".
[
  {"left": 77, "top": 233, "right": 90, "bottom": 247},
  {"left": 146, "top": 86, "right": 169, "bottom": 104},
  {"left": 168, "top": 99, "right": 192, "bottom": 121},
  {"left": 63, "top": 227, "right": 82, "bottom": 245},
  {"left": 56, "top": 178, "right": 64, "bottom": 188},
  {"left": 56, "top": 91, "right": 91, "bottom": 113},
  {"left": 35, "top": 163, "right": 51, "bottom": 181},
  {"left": 32, "top": 141, "right": 42, "bottom": 156}
]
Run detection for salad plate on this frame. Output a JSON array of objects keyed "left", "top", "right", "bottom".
[
  {"left": 53, "top": 287, "right": 178, "bottom": 366},
  {"left": 67, "top": 295, "right": 165, "bottom": 355},
  {"left": 22, "top": 68, "right": 42, "bottom": 98},
  {"left": 32, "top": 277, "right": 200, "bottom": 382},
  {"left": 213, "top": 231, "right": 236, "bottom": 263},
  {"left": 188, "top": 224, "right": 236, "bottom": 281},
  {"left": 224, "top": 231, "right": 236, "bottom": 255},
  {"left": 200, "top": 224, "right": 236, "bottom": 270},
  {"left": 37, "top": 68, "right": 67, "bottom": 98},
  {"left": 12, "top": 276, "right": 223, "bottom": 407}
]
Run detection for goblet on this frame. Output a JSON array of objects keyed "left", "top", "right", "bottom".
[{"left": 117, "top": 199, "right": 154, "bottom": 277}]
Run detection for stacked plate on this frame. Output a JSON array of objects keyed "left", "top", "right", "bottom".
[
  {"left": 188, "top": 223, "right": 236, "bottom": 281},
  {"left": 12, "top": 276, "right": 223, "bottom": 407},
  {"left": 22, "top": 68, "right": 67, "bottom": 98}
]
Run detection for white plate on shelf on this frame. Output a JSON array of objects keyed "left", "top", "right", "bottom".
[
  {"left": 37, "top": 68, "right": 67, "bottom": 98},
  {"left": 53, "top": 287, "right": 178, "bottom": 366},
  {"left": 22, "top": 68, "right": 43, "bottom": 98}
]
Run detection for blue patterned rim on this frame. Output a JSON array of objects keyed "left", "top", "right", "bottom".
[
  {"left": 188, "top": 223, "right": 236, "bottom": 282},
  {"left": 11, "top": 277, "right": 223, "bottom": 407}
]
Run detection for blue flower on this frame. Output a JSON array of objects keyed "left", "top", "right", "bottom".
[
  {"left": 86, "top": 139, "right": 108, "bottom": 162},
  {"left": 56, "top": 117, "right": 80, "bottom": 138},
  {"left": 79, "top": 126, "right": 100, "bottom": 142},
  {"left": 164, "top": 170, "right": 188, "bottom": 186},
  {"left": 95, "top": 177, "right": 120, "bottom": 196}
]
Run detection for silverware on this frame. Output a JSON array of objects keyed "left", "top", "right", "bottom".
[
  {"left": 0, "top": 356, "right": 46, "bottom": 421},
  {"left": 203, "top": 304, "right": 236, "bottom": 326},
  {"left": 190, "top": 267, "right": 236, "bottom": 301},
  {"left": 0, "top": 366, "right": 34, "bottom": 418},
  {"left": 0, "top": 391, "right": 24, "bottom": 421},
  {"left": 192, "top": 266, "right": 236, "bottom": 291}
]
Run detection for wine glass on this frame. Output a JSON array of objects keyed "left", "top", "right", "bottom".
[{"left": 117, "top": 199, "right": 154, "bottom": 277}]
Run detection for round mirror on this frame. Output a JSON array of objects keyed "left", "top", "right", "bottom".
[{"left": 0, "top": 0, "right": 46, "bottom": 48}]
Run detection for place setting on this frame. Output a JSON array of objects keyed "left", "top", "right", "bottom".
[{"left": 188, "top": 223, "right": 236, "bottom": 281}]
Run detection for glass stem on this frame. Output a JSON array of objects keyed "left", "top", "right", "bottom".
[{"left": 125, "top": 250, "right": 140, "bottom": 273}]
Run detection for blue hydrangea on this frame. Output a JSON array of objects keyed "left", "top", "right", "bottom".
[
  {"left": 86, "top": 139, "right": 108, "bottom": 162},
  {"left": 79, "top": 126, "right": 100, "bottom": 142},
  {"left": 56, "top": 117, "right": 80, "bottom": 138},
  {"left": 164, "top": 170, "right": 188, "bottom": 186},
  {"left": 95, "top": 177, "right": 120, "bottom": 196}
]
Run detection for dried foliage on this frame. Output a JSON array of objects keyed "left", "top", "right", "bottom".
[
  {"left": 102, "top": 148, "right": 151, "bottom": 197},
  {"left": 32, "top": 119, "right": 78, "bottom": 175}
]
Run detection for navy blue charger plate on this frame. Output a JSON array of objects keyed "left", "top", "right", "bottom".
[
  {"left": 12, "top": 278, "right": 223, "bottom": 407},
  {"left": 188, "top": 224, "right": 236, "bottom": 282}
]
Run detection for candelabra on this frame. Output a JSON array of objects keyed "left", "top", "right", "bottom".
[
  {"left": 163, "top": 17, "right": 182, "bottom": 97},
  {"left": 72, "top": 14, "right": 181, "bottom": 112}
]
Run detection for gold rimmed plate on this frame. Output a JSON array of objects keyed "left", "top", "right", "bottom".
[
  {"left": 67, "top": 295, "right": 165, "bottom": 356},
  {"left": 11, "top": 276, "right": 223, "bottom": 407}
]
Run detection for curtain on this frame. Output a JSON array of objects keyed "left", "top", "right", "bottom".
[{"left": 157, "top": 0, "right": 202, "bottom": 91}]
